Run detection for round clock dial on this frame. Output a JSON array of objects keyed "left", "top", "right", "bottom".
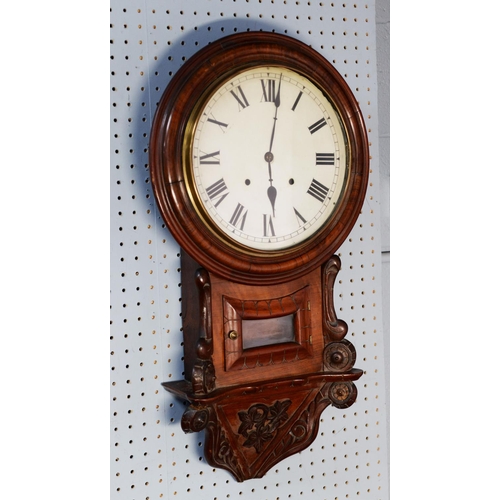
[{"left": 188, "top": 66, "right": 348, "bottom": 252}]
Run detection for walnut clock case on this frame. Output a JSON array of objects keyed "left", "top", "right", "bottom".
[{"left": 149, "top": 31, "right": 369, "bottom": 482}]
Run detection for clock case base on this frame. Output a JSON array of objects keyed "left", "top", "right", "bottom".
[{"left": 162, "top": 251, "right": 362, "bottom": 481}]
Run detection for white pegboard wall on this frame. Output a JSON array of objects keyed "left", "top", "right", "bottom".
[{"left": 110, "top": 1, "right": 388, "bottom": 499}]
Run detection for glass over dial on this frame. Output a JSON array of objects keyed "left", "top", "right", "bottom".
[{"left": 189, "top": 66, "right": 349, "bottom": 252}]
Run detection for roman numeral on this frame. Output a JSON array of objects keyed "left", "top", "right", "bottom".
[
  {"left": 291, "top": 91, "right": 303, "bottom": 111},
  {"left": 308, "top": 117, "right": 327, "bottom": 134},
  {"left": 263, "top": 214, "right": 275, "bottom": 237},
  {"left": 230, "top": 85, "right": 250, "bottom": 110},
  {"left": 261, "top": 79, "right": 276, "bottom": 102},
  {"left": 199, "top": 151, "right": 220, "bottom": 165},
  {"left": 307, "top": 178, "right": 329, "bottom": 203},
  {"left": 229, "top": 203, "right": 247, "bottom": 230},
  {"left": 293, "top": 207, "right": 307, "bottom": 226},
  {"left": 315, "top": 153, "right": 335, "bottom": 165},
  {"left": 207, "top": 116, "right": 228, "bottom": 128},
  {"left": 206, "top": 178, "right": 229, "bottom": 207}
]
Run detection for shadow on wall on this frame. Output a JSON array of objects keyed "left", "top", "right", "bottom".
[{"left": 135, "top": 17, "right": 325, "bottom": 222}]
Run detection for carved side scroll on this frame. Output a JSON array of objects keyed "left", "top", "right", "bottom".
[
  {"left": 191, "top": 268, "right": 216, "bottom": 394},
  {"left": 322, "top": 256, "right": 348, "bottom": 341},
  {"left": 322, "top": 256, "right": 358, "bottom": 375}
]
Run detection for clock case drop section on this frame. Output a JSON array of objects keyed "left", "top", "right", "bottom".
[
  {"left": 161, "top": 250, "right": 362, "bottom": 481},
  {"left": 172, "top": 251, "right": 360, "bottom": 389},
  {"left": 149, "top": 31, "right": 370, "bottom": 286}
]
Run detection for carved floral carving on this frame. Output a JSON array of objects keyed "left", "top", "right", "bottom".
[{"left": 238, "top": 400, "right": 292, "bottom": 453}]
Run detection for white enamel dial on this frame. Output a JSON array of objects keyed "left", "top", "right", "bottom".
[{"left": 189, "top": 66, "right": 348, "bottom": 252}]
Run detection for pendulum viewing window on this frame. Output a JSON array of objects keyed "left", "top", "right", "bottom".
[{"left": 242, "top": 314, "right": 295, "bottom": 349}]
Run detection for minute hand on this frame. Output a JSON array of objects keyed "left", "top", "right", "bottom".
[
  {"left": 268, "top": 75, "right": 282, "bottom": 153},
  {"left": 266, "top": 75, "right": 282, "bottom": 218}
]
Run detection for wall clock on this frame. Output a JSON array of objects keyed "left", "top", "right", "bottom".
[{"left": 150, "top": 31, "right": 370, "bottom": 481}]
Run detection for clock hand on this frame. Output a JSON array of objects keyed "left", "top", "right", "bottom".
[
  {"left": 267, "top": 183, "right": 277, "bottom": 217},
  {"left": 266, "top": 74, "right": 282, "bottom": 217},
  {"left": 268, "top": 74, "right": 282, "bottom": 153}
]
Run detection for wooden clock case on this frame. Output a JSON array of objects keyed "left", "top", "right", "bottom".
[{"left": 149, "top": 31, "right": 370, "bottom": 481}]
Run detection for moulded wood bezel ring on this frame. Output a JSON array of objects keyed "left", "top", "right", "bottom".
[{"left": 150, "top": 31, "right": 369, "bottom": 285}]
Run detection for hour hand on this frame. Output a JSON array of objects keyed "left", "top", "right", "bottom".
[{"left": 267, "top": 183, "right": 277, "bottom": 217}]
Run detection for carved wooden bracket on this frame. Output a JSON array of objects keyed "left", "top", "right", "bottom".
[{"left": 164, "top": 373, "right": 361, "bottom": 481}]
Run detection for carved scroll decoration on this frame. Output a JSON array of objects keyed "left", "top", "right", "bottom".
[
  {"left": 204, "top": 407, "right": 245, "bottom": 481},
  {"left": 322, "top": 256, "right": 348, "bottom": 341},
  {"left": 181, "top": 405, "right": 210, "bottom": 433},
  {"left": 192, "top": 268, "right": 216, "bottom": 394}
]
